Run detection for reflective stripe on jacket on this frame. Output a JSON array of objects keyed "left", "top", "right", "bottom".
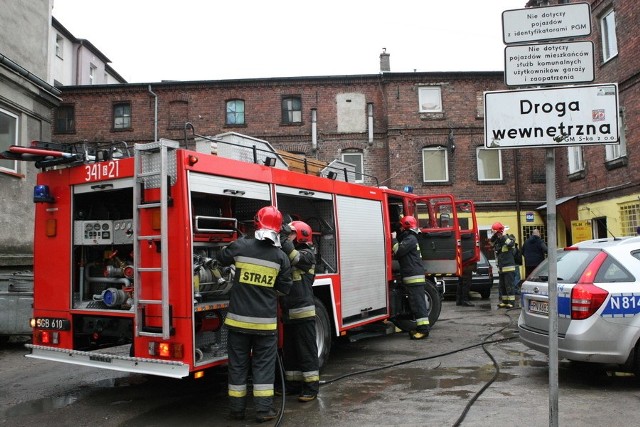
[
  {"left": 217, "top": 238, "right": 292, "bottom": 334},
  {"left": 281, "top": 244, "right": 317, "bottom": 323}
]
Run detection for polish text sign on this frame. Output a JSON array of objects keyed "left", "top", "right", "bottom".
[
  {"left": 484, "top": 84, "right": 619, "bottom": 149},
  {"left": 505, "top": 41, "right": 594, "bottom": 87},
  {"left": 502, "top": 2, "right": 591, "bottom": 44}
]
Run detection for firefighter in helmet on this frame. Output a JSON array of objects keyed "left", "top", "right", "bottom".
[
  {"left": 392, "top": 215, "right": 430, "bottom": 340},
  {"left": 490, "top": 221, "right": 517, "bottom": 309},
  {"left": 217, "top": 205, "right": 292, "bottom": 423},
  {"left": 279, "top": 220, "right": 320, "bottom": 402}
]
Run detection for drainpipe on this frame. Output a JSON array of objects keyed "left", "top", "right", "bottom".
[
  {"left": 311, "top": 108, "right": 317, "bottom": 151},
  {"left": 367, "top": 103, "right": 374, "bottom": 145},
  {"left": 75, "top": 41, "right": 83, "bottom": 85},
  {"left": 148, "top": 85, "right": 158, "bottom": 142}
]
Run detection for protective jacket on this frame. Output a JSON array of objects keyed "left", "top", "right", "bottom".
[
  {"left": 392, "top": 231, "right": 426, "bottom": 284},
  {"left": 217, "top": 238, "right": 292, "bottom": 334},
  {"left": 281, "top": 241, "right": 317, "bottom": 323},
  {"left": 491, "top": 233, "right": 516, "bottom": 272}
]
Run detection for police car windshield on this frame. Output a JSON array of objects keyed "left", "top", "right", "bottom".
[{"left": 528, "top": 248, "right": 598, "bottom": 283}]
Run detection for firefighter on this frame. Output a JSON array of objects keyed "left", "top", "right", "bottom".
[
  {"left": 279, "top": 220, "right": 320, "bottom": 402},
  {"left": 490, "top": 222, "right": 517, "bottom": 309},
  {"left": 392, "top": 215, "right": 430, "bottom": 340},
  {"left": 217, "top": 206, "right": 293, "bottom": 423}
]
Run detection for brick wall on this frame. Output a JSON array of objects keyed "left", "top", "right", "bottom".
[
  {"left": 54, "top": 70, "right": 552, "bottom": 210},
  {"left": 555, "top": 0, "right": 640, "bottom": 201}
]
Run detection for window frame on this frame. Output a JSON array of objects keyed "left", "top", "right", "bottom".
[
  {"left": 112, "top": 102, "right": 132, "bottom": 131},
  {"left": 341, "top": 152, "right": 364, "bottom": 183},
  {"left": 0, "top": 108, "right": 19, "bottom": 174},
  {"left": 601, "top": 8, "right": 618, "bottom": 62},
  {"left": 568, "top": 146, "right": 584, "bottom": 174},
  {"left": 89, "top": 64, "right": 96, "bottom": 85},
  {"left": 281, "top": 96, "right": 302, "bottom": 125},
  {"left": 422, "top": 146, "right": 449, "bottom": 183},
  {"left": 54, "top": 104, "right": 75, "bottom": 134},
  {"left": 619, "top": 202, "right": 640, "bottom": 236},
  {"left": 418, "top": 86, "right": 443, "bottom": 113},
  {"left": 55, "top": 34, "right": 64, "bottom": 59},
  {"left": 605, "top": 109, "right": 627, "bottom": 162},
  {"left": 226, "top": 99, "right": 246, "bottom": 126},
  {"left": 476, "top": 147, "right": 503, "bottom": 181}
]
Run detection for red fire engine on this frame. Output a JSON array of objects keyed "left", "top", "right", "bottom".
[{"left": 3, "top": 137, "right": 478, "bottom": 378}]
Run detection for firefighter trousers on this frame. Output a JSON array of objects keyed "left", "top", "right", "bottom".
[
  {"left": 498, "top": 270, "right": 516, "bottom": 306},
  {"left": 406, "top": 282, "right": 430, "bottom": 333},
  {"left": 283, "top": 320, "right": 320, "bottom": 396},
  {"left": 227, "top": 330, "right": 277, "bottom": 413}
]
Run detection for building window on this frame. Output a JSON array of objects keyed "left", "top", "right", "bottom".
[
  {"left": 342, "top": 152, "right": 363, "bottom": 183},
  {"left": 0, "top": 108, "right": 18, "bottom": 174},
  {"left": 601, "top": 9, "right": 618, "bottom": 62},
  {"left": 55, "top": 34, "right": 63, "bottom": 59},
  {"left": 422, "top": 147, "right": 448, "bottom": 182},
  {"left": 282, "top": 96, "right": 302, "bottom": 124},
  {"left": 606, "top": 109, "right": 627, "bottom": 161},
  {"left": 113, "top": 103, "right": 131, "bottom": 130},
  {"left": 620, "top": 202, "right": 640, "bottom": 236},
  {"left": 54, "top": 105, "right": 75, "bottom": 134},
  {"left": 226, "top": 99, "right": 245, "bottom": 125},
  {"left": 89, "top": 64, "right": 96, "bottom": 85},
  {"left": 568, "top": 146, "right": 584, "bottom": 174},
  {"left": 476, "top": 147, "right": 502, "bottom": 181},
  {"left": 522, "top": 225, "right": 547, "bottom": 243},
  {"left": 418, "top": 86, "right": 442, "bottom": 113}
]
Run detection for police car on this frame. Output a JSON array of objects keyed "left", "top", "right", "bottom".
[{"left": 518, "top": 236, "right": 640, "bottom": 372}]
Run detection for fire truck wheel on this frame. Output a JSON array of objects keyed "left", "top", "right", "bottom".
[
  {"left": 0, "top": 335, "right": 9, "bottom": 346},
  {"left": 424, "top": 282, "right": 442, "bottom": 327},
  {"left": 314, "top": 297, "right": 332, "bottom": 370}
]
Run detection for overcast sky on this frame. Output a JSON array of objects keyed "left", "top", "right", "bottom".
[{"left": 52, "top": 0, "right": 525, "bottom": 83}]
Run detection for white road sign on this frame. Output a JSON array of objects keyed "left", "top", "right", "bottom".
[
  {"left": 484, "top": 84, "right": 619, "bottom": 149},
  {"left": 505, "top": 41, "right": 594, "bottom": 87},
  {"left": 503, "top": 2, "right": 591, "bottom": 44}
]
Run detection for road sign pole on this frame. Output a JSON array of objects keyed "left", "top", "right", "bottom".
[{"left": 546, "top": 147, "right": 559, "bottom": 427}]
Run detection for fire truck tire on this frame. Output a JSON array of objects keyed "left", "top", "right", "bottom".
[
  {"left": 424, "top": 282, "right": 442, "bottom": 327},
  {"left": 314, "top": 297, "right": 332, "bottom": 370},
  {"left": 0, "top": 335, "right": 9, "bottom": 346}
]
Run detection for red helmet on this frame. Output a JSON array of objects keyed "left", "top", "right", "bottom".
[
  {"left": 254, "top": 206, "right": 282, "bottom": 244},
  {"left": 491, "top": 222, "right": 505, "bottom": 233},
  {"left": 255, "top": 206, "right": 282, "bottom": 232},
  {"left": 289, "top": 221, "right": 312, "bottom": 244},
  {"left": 400, "top": 216, "right": 419, "bottom": 232}
]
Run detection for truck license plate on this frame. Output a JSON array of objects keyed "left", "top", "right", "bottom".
[
  {"left": 528, "top": 300, "right": 549, "bottom": 315},
  {"left": 34, "top": 317, "right": 70, "bottom": 330}
]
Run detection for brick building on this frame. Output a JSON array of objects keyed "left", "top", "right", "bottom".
[
  {"left": 53, "top": 67, "right": 554, "bottom": 254},
  {"left": 51, "top": 0, "right": 639, "bottom": 255},
  {"left": 540, "top": 0, "right": 640, "bottom": 241}
]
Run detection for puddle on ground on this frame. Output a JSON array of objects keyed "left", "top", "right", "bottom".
[
  {"left": 4, "top": 394, "right": 80, "bottom": 418},
  {"left": 2, "top": 374, "right": 150, "bottom": 419}
]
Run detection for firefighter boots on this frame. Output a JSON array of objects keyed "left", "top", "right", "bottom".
[
  {"left": 256, "top": 408, "right": 279, "bottom": 423},
  {"left": 298, "top": 393, "right": 317, "bottom": 402},
  {"left": 409, "top": 330, "right": 429, "bottom": 340}
]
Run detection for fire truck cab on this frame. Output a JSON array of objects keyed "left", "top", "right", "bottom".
[{"left": 9, "top": 138, "right": 477, "bottom": 378}]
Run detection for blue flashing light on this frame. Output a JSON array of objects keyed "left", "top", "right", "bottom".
[
  {"left": 33, "top": 185, "right": 54, "bottom": 203},
  {"left": 403, "top": 185, "right": 414, "bottom": 193}
]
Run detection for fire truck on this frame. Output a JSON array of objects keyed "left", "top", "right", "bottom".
[{"left": 3, "top": 136, "right": 478, "bottom": 378}]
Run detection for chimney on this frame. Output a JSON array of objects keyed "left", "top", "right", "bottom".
[{"left": 379, "top": 48, "right": 390, "bottom": 72}]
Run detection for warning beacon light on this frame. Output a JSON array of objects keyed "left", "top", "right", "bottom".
[
  {"left": 33, "top": 185, "right": 54, "bottom": 203},
  {"left": 403, "top": 185, "right": 414, "bottom": 193}
]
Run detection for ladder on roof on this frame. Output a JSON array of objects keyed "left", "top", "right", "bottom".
[{"left": 132, "top": 139, "right": 179, "bottom": 339}]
